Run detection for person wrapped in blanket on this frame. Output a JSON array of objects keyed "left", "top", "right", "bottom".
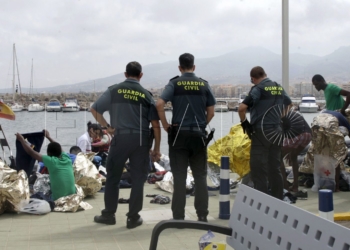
[
  {"left": 91, "top": 127, "right": 112, "bottom": 175},
  {"left": 281, "top": 116, "right": 312, "bottom": 194},
  {"left": 16, "top": 129, "right": 76, "bottom": 201},
  {"left": 321, "top": 110, "right": 350, "bottom": 192}
]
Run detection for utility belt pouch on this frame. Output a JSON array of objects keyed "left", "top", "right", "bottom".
[{"left": 205, "top": 128, "right": 215, "bottom": 147}]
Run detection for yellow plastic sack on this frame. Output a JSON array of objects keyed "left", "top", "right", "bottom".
[{"left": 207, "top": 124, "right": 251, "bottom": 178}]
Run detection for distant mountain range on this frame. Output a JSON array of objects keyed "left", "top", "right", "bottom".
[{"left": 2, "top": 46, "right": 350, "bottom": 93}]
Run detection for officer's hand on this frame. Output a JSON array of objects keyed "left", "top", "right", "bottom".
[
  {"left": 240, "top": 118, "right": 253, "bottom": 139},
  {"left": 164, "top": 124, "right": 171, "bottom": 133},
  {"left": 106, "top": 126, "right": 115, "bottom": 136}
]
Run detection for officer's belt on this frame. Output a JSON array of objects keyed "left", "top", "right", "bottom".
[
  {"left": 173, "top": 127, "right": 206, "bottom": 132},
  {"left": 115, "top": 129, "right": 147, "bottom": 135}
]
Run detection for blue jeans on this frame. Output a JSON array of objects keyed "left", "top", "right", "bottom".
[{"left": 93, "top": 156, "right": 102, "bottom": 168}]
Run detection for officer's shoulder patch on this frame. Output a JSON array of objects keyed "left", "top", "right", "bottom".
[
  {"left": 170, "top": 76, "right": 179, "bottom": 81},
  {"left": 199, "top": 77, "right": 208, "bottom": 83}
]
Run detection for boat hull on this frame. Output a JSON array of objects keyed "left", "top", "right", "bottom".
[
  {"left": 299, "top": 96, "right": 319, "bottom": 113},
  {"left": 46, "top": 106, "right": 62, "bottom": 112},
  {"left": 28, "top": 104, "right": 45, "bottom": 112},
  {"left": 62, "top": 106, "right": 80, "bottom": 112},
  {"left": 215, "top": 108, "right": 229, "bottom": 112},
  {"left": 11, "top": 104, "right": 24, "bottom": 112},
  {"left": 46, "top": 100, "right": 62, "bottom": 112},
  {"left": 214, "top": 103, "right": 229, "bottom": 112},
  {"left": 28, "top": 108, "right": 44, "bottom": 112},
  {"left": 11, "top": 108, "right": 23, "bottom": 112},
  {"left": 299, "top": 105, "right": 319, "bottom": 113},
  {"left": 63, "top": 98, "right": 80, "bottom": 112}
]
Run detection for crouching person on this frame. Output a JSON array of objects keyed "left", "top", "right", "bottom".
[{"left": 16, "top": 129, "right": 76, "bottom": 200}]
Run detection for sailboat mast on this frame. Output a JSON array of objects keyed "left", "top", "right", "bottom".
[
  {"left": 12, "top": 44, "right": 15, "bottom": 102},
  {"left": 15, "top": 46, "right": 22, "bottom": 95}
]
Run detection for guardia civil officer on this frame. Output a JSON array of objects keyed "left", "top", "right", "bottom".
[
  {"left": 238, "top": 66, "right": 291, "bottom": 200},
  {"left": 91, "top": 62, "right": 161, "bottom": 229},
  {"left": 156, "top": 53, "right": 216, "bottom": 222}
]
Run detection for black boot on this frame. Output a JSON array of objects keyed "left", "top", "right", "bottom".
[
  {"left": 198, "top": 216, "right": 208, "bottom": 222},
  {"left": 94, "top": 214, "right": 116, "bottom": 225},
  {"left": 126, "top": 217, "right": 143, "bottom": 229}
]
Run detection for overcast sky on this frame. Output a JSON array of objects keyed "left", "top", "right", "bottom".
[{"left": 1, "top": 0, "right": 350, "bottom": 90}]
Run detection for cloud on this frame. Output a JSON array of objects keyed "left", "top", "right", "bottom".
[{"left": 0, "top": 0, "right": 349, "bottom": 89}]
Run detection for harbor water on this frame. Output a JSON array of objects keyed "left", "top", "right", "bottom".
[{"left": 0, "top": 111, "right": 320, "bottom": 158}]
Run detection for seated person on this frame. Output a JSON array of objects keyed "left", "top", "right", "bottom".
[
  {"left": 68, "top": 146, "right": 82, "bottom": 164},
  {"left": 16, "top": 129, "right": 76, "bottom": 200},
  {"left": 38, "top": 146, "right": 80, "bottom": 173},
  {"left": 77, "top": 121, "right": 102, "bottom": 153},
  {"left": 91, "top": 128, "right": 112, "bottom": 168},
  {"left": 77, "top": 121, "right": 103, "bottom": 168},
  {"left": 91, "top": 128, "right": 112, "bottom": 152}
]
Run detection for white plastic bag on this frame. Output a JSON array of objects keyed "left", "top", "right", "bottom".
[
  {"left": 18, "top": 198, "right": 51, "bottom": 215},
  {"left": 207, "top": 162, "right": 220, "bottom": 187},
  {"left": 155, "top": 172, "right": 174, "bottom": 193},
  {"left": 159, "top": 154, "right": 171, "bottom": 171},
  {"left": 154, "top": 162, "right": 165, "bottom": 172},
  {"left": 312, "top": 154, "right": 337, "bottom": 192}
]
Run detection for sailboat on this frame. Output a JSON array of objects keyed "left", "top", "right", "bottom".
[
  {"left": 10, "top": 44, "right": 24, "bottom": 112},
  {"left": 27, "top": 59, "right": 44, "bottom": 112}
]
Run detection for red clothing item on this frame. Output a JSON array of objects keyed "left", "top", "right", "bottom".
[
  {"left": 91, "top": 130, "right": 111, "bottom": 153},
  {"left": 283, "top": 132, "right": 311, "bottom": 149}
]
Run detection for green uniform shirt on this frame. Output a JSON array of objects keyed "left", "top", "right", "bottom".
[
  {"left": 324, "top": 84, "right": 344, "bottom": 111},
  {"left": 42, "top": 153, "right": 76, "bottom": 200}
]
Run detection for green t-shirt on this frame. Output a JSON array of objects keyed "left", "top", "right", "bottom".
[
  {"left": 42, "top": 153, "right": 76, "bottom": 200},
  {"left": 324, "top": 84, "right": 344, "bottom": 111}
]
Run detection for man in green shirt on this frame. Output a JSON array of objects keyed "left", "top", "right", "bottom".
[
  {"left": 312, "top": 74, "right": 350, "bottom": 115},
  {"left": 16, "top": 130, "right": 76, "bottom": 200}
]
